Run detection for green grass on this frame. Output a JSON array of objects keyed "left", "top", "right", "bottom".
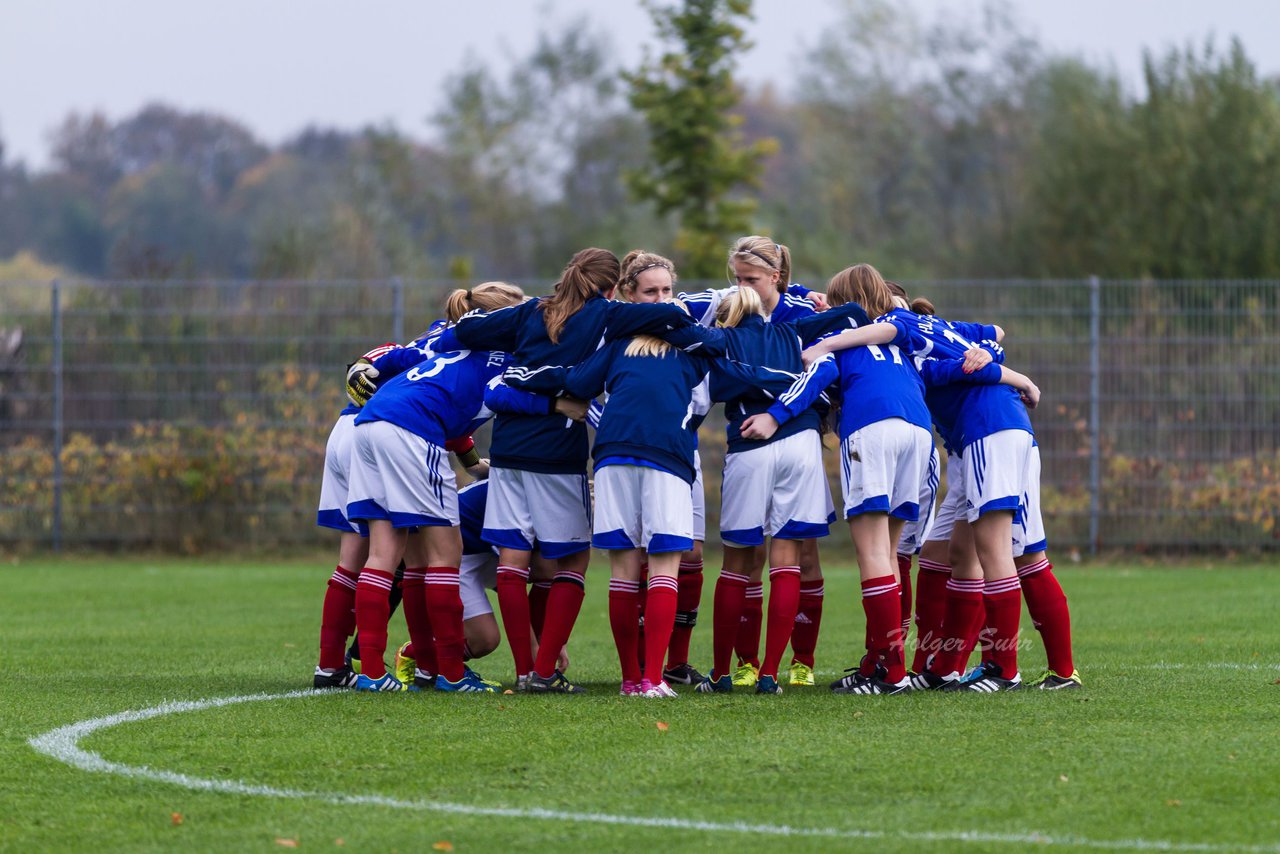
[{"left": 1, "top": 555, "right": 1278, "bottom": 852}]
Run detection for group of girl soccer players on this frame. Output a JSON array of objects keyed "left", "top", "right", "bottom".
[{"left": 311, "top": 238, "right": 1081, "bottom": 697}]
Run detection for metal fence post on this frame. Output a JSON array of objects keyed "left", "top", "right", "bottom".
[
  {"left": 51, "top": 279, "right": 64, "bottom": 552},
  {"left": 392, "top": 277, "right": 405, "bottom": 344},
  {"left": 1088, "top": 275, "right": 1101, "bottom": 557}
]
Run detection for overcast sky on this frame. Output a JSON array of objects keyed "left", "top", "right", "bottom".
[{"left": 2, "top": 0, "right": 1276, "bottom": 170}]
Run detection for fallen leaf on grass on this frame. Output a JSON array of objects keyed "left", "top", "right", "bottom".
[
  {"left": 283, "top": 642, "right": 296, "bottom": 648},
  {"left": 503, "top": 689, "right": 514, "bottom": 695},
  {"left": 1273, "top": 678, "right": 1280, "bottom": 685},
  {"left": 335, "top": 840, "right": 345, "bottom": 846},
  {"left": 433, "top": 842, "right": 454, "bottom": 851},
  {"left": 852, "top": 711, "right": 863, "bottom": 719},
  {"left": 170, "top": 813, "right": 184, "bottom": 826},
  {"left": 275, "top": 838, "right": 299, "bottom": 848},
  {"left": 1059, "top": 775, "right": 1069, "bottom": 783},
  {"left": 1166, "top": 800, "right": 1182, "bottom": 807},
  {"left": 655, "top": 721, "right": 669, "bottom": 732}
]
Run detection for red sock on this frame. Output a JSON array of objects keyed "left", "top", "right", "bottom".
[
  {"left": 961, "top": 596, "right": 988, "bottom": 668},
  {"left": 354, "top": 568, "right": 395, "bottom": 679},
  {"left": 496, "top": 565, "right": 534, "bottom": 676},
  {"left": 789, "top": 579, "right": 824, "bottom": 668},
  {"left": 931, "top": 577, "right": 985, "bottom": 676},
  {"left": 711, "top": 570, "right": 749, "bottom": 679},
  {"left": 399, "top": 568, "right": 437, "bottom": 676},
  {"left": 644, "top": 576, "right": 679, "bottom": 685},
  {"left": 533, "top": 570, "right": 586, "bottom": 677},
  {"left": 608, "top": 579, "right": 642, "bottom": 684},
  {"left": 984, "top": 576, "right": 1023, "bottom": 677},
  {"left": 896, "top": 554, "right": 914, "bottom": 643},
  {"left": 666, "top": 559, "right": 703, "bottom": 668},
  {"left": 424, "top": 566, "right": 465, "bottom": 682},
  {"left": 860, "top": 575, "right": 905, "bottom": 681},
  {"left": 761, "top": 566, "right": 801, "bottom": 679},
  {"left": 1018, "top": 559, "right": 1074, "bottom": 676},
  {"left": 912, "top": 559, "right": 952, "bottom": 673},
  {"left": 736, "top": 583, "right": 763, "bottom": 667},
  {"left": 320, "top": 566, "right": 359, "bottom": 670},
  {"left": 529, "top": 580, "right": 553, "bottom": 638},
  {"left": 636, "top": 563, "right": 649, "bottom": 669}
]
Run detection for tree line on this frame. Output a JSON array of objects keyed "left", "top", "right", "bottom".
[{"left": 1, "top": 0, "right": 1278, "bottom": 283}]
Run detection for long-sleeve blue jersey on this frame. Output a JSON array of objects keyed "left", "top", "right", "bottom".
[
  {"left": 649, "top": 302, "right": 872, "bottom": 453},
  {"left": 354, "top": 348, "right": 507, "bottom": 447},
  {"left": 338, "top": 320, "right": 447, "bottom": 417},
  {"left": 678, "top": 285, "right": 816, "bottom": 327},
  {"left": 432, "top": 296, "right": 691, "bottom": 474},
  {"left": 558, "top": 339, "right": 707, "bottom": 485},
  {"left": 882, "top": 308, "right": 1030, "bottom": 452}
]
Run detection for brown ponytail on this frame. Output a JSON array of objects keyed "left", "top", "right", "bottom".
[
  {"left": 444, "top": 281, "right": 525, "bottom": 323},
  {"left": 540, "top": 248, "right": 620, "bottom": 343}
]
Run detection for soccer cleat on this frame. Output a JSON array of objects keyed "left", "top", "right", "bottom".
[
  {"left": 525, "top": 669, "right": 586, "bottom": 694},
  {"left": 435, "top": 673, "right": 498, "bottom": 693},
  {"left": 731, "top": 661, "right": 760, "bottom": 688},
  {"left": 788, "top": 661, "right": 815, "bottom": 687},
  {"left": 640, "top": 680, "right": 679, "bottom": 698},
  {"left": 829, "top": 667, "right": 863, "bottom": 692},
  {"left": 755, "top": 674, "right": 783, "bottom": 695},
  {"left": 464, "top": 666, "right": 501, "bottom": 689},
  {"left": 620, "top": 680, "right": 642, "bottom": 696},
  {"left": 410, "top": 668, "right": 437, "bottom": 691},
  {"left": 393, "top": 642, "right": 416, "bottom": 687},
  {"left": 1027, "top": 668, "right": 1083, "bottom": 690},
  {"left": 313, "top": 666, "right": 359, "bottom": 689},
  {"left": 832, "top": 672, "right": 914, "bottom": 695},
  {"left": 962, "top": 662, "right": 1023, "bottom": 693},
  {"left": 662, "top": 662, "right": 705, "bottom": 685},
  {"left": 355, "top": 672, "right": 405, "bottom": 692},
  {"left": 694, "top": 672, "right": 733, "bottom": 694},
  {"left": 908, "top": 669, "right": 962, "bottom": 691},
  {"left": 345, "top": 650, "right": 361, "bottom": 674}
]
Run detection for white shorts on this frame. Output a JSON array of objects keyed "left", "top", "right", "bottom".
[
  {"left": 593, "top": 464, "right": 694, "bottom": 554},
  {"left": 460, "top": 551, "right": 498, "bottom": 620},
  {"left": 720, "top": 430, "right": 831, "bottom": 546},
  {"left": 317, "top": 413, "right": 361, "bottom": 533},
  {"left": 926, "top": 454, "right": 964, "bottom": 544},
  {"left": 1011, "top": 443, "right": 1048, "bottom": 557},
  {"left": 346, "top": 420, "right": 458, "bottom": 528},
  {"left": 482, "top": 467, "right": 592, "bottom": 559},
  {"left": 897, "top": 443, "right": 941, "bottom": 555},
  {"left": 962, "top": 429, "right": 1035, "bottom": 523},
  {"left": 839, "top": 418, "right": 933, "bottom": 521},
  {"left": 692, "top": 449, "right": 706, "bottom": 543}
]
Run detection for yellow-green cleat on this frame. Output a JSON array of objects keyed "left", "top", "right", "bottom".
[
  {"left": 393, "top": 642, "right": 417, "bottom": 687},
  {"left": 788, "top": 661, "right": 815, "bottom": 686},
  {"left": 1027, "top": 668, "right": 1083, "bottom": 690},
  {"left": 731, "top": 661, "right": 759, "bottom": 688}
]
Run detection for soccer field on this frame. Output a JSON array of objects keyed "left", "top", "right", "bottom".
[{"left": 2, "top": 557, "right": 1277, "bottom": 852}]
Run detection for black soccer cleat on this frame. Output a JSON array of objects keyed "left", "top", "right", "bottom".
[
  {"left": 663, "top": 662, "right": 705, "bottom": 685},
  {"left": 525, "top": 669, "right": 586, "bottom": 694},
  {"left": 313, "top": 666, "right": 359, "bottom": 689},
  {"left": 962, "top": 662, "right": 1023, "bottom": 693}
]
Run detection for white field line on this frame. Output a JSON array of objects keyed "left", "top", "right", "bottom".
[{"left": 27, "top": 690, "right": 1279, "bottom": 853}]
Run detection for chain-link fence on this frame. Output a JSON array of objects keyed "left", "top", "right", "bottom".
[{"left": 1, "top": 278, "right": 1276, "bottom": 553}]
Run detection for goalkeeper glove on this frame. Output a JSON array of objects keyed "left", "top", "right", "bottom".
[{"left": 346, "top": 358, "right": 380, "bottom": 407}]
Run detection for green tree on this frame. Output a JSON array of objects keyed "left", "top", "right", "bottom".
[{"left": 625, "top": 0, "right": 776, "bottom": 277}]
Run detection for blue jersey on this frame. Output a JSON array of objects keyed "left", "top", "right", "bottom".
[
  {"left": 354, "top": 348, "right": 507, "bottom": 447},
  {"left": 678, "top": 286, "right": 816, "bottom": 327},
  {"left": 561, "top": 339, "right": 708, "bottom": 485},
  {"left": 338, "top": 320, "right": 447, "bottom": 417},
  {"left": 433, "top": 296, "right": 690, "bottom": 474},
  {"left": 655, "top": 303, "right": 872, "bottom": 453},
  {"left": 882, "top": 308, "right": 1029, "bottom": 452}
]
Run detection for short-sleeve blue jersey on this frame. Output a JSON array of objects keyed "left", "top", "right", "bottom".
[
  {"left": 884, "top": 308, "right": 1031, "bottom": 452},
  {"left": 338, "top": 320, "right": 446, "bottom": 417},
  {"left": 353, "top": 348, "right": 508, "bottom": 447}
]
